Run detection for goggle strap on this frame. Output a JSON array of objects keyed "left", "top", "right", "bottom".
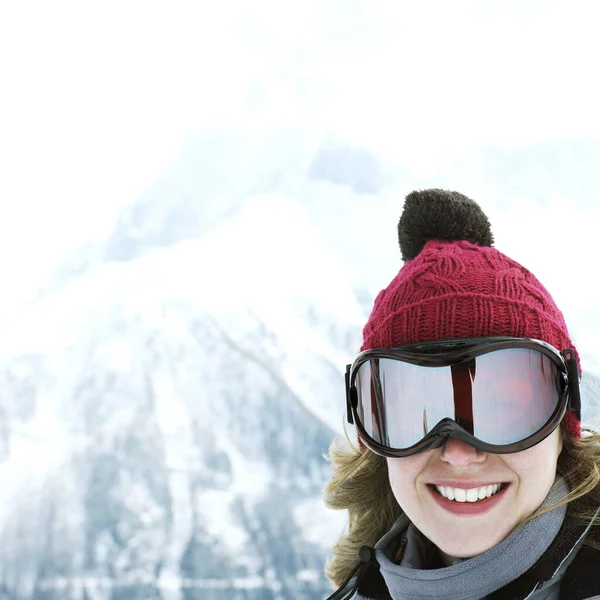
[
  {"left": 562, "top": 348, "right": 581, "bottom": 420},
  {"left": 345, "top": 364, "right": 354, "bottom": 425}
]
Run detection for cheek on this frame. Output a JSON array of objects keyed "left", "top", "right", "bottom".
[
  {"left": 504, "top": 430, "right": 563, "bottom": 487},
  {"left": 386, "top": 454, "right": 431, "bottom": 502}
]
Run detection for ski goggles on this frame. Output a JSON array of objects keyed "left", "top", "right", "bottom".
[{"left": 345, "top": 337, "right": 581, "bottom": 457}]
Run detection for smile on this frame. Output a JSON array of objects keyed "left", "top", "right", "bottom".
[
  {"left": 427, "top": 483, "right": 511, "bottom": 515},
  {"left": 433, "top": 483, "right": 507, "bottom": 503}
]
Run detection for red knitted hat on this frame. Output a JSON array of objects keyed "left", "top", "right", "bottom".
[{"left": 361, "top": 189, "right": 581, "bottom": 438}]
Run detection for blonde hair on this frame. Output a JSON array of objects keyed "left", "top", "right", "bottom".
[{"left": 323, "top": 423, "right": 600, "bottom": 587}]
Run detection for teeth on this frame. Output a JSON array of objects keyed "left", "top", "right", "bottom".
[
  {"left": 434, "top": 484, "right": 504, "bottom": 503},
  {"left": 454, "top": 488, "right": 467, "bottom": 502},
  {"left": 466, "top": 488, "right": 478, "bottom": 502}
]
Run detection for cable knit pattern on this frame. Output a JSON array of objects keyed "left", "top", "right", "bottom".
[{"left": 361, "top": 239, "right": 581, "bottom": 438}]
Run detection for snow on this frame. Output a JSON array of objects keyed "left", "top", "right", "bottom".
[
  {"left": 293, "top": 496, "right": 348, "bottom": 550},
  {"left": 0, "top": 192, "right": 362, "bottom": 598}
]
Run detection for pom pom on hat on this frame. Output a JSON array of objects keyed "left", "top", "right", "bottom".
[{"left": 398, "top": 189, "right": 494, "bottom": 261}]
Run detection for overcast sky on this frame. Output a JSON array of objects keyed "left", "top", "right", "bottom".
[{"left": 1, "top": 0, "right": 599, "bottom": 334}]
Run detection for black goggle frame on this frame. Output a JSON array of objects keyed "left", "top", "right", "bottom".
[{"left": 345, "top": 337, "right": 581, "bottom": 458}]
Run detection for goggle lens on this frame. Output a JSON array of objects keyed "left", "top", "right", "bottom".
[{"left": 354, "top": 348, "right": 564, "bottom": 451}]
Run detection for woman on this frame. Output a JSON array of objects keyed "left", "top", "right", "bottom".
[{"left": 324, "top": 190, "right": 600, "bottom": 599}]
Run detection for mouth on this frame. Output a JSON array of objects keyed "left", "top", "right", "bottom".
[{"left": 427, "top": 483, "right": 510, "bottom": 504}]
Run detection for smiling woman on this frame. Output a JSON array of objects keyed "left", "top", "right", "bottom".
[{"left": 324, "top": 190, "right": 600, "bottom": 599}]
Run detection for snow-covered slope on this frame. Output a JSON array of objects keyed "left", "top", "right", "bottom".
[{"left": 0, "top": 194, "right": 367, "bottom": 600}]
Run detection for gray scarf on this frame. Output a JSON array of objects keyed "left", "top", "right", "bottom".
[{"left": 361, "top": 477, "right": 569, "bottom": 600}]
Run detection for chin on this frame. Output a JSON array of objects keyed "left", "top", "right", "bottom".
[{"left": 435, "top": 530, "right": 509, "bottom": 559}]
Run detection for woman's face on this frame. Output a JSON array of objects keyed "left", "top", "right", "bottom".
[{"left": 386, "top": 428, "right": 563, "bottom": 560}]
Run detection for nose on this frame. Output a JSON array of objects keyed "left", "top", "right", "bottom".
[{"left": 440, "top": 437, "right": 487, "bottom": 468}]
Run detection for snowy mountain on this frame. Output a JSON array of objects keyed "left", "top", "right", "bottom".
[
  {"left": 35, "top": 131, "right": 399, "bottom": 298},
  {"left": 0, "top": 194, "right": 367, "bottom": 599}
]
